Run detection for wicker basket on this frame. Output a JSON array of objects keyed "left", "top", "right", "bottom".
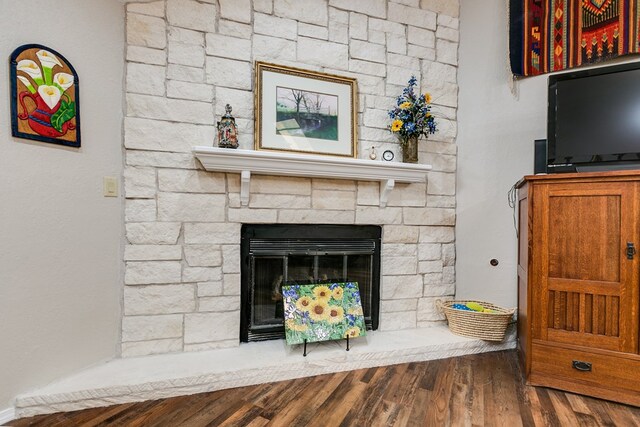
[{"left": 436, "top": 299, "right": 515, "bottom": 341}]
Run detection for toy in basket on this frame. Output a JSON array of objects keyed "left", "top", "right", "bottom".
[{"left": 436, "top": 299, "right": 515, "bottom": 341}]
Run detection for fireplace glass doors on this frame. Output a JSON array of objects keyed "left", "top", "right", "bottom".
[{"left": 241, "top": 225, "right": 381, "bottom": 342}]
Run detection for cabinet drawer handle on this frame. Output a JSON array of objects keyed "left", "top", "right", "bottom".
[{"left": 572, "top": 360, "right": 592, "bottom": 372}]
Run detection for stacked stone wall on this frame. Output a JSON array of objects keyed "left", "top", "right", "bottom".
[{"left": 123, "top": 0, "right": 459, "bottom": 357}]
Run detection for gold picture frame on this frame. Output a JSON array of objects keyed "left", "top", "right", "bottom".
[{"left": 254, "top": 62, "right": 358, "bottom": 158}]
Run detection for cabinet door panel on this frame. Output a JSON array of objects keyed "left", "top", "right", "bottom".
[
  {"left": 532, "top": 182, "right": 639, "bottom": 353},
  {"left": 548, "top": 194, "right": 620, "bottom": 282}
]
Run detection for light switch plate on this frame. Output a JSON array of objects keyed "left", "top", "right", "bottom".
[{"left": 103, "top": 176, "right": 118, "bottom": 197}]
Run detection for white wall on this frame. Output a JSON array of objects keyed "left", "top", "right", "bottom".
[
  {"left": 0, "top": 1, "right": 124, "bottom": 409},
  {"left": 456, "top": 0, "right": 547, "bottom": 307}
]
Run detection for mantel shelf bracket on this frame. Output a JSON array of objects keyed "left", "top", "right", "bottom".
[
  {"left": 240, "top": 170, "right": 251, "bottom": 206},
  {"left": 380, "top": 179, "right": 395, "bottom": 208}
]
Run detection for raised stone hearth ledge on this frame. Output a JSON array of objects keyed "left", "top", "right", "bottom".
[
  {"left": 15, "top": 326, "right": 515, "bottom": 418},
  {"left": 193, "top": 147, "right": 432, "bottom": 207}
]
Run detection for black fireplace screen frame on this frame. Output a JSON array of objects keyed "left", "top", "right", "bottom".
[{"left": 240, "top": 224, "right": 381, "bottom": 342}]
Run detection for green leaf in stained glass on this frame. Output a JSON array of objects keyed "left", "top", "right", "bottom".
[{"left": 51, "top": 101, "right": 76, "bottom": 133}]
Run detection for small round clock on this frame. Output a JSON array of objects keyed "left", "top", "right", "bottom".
[{"left": 382, "top": 150, "right": 394, "bottom": 161}]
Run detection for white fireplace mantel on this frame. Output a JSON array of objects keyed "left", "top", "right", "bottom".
[{"left": 193, "top": 147, "right": 432, "bottom": 207}]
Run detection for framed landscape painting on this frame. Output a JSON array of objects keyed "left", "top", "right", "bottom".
[
  {"left": 282, "top": 282, "right": 366, "bottom": 345},
  {"left": 255, "top": 62, "right": 357, "bottom": 158},
  {"left": 10, "top": 44, "right": 80, "bottom": 147}
]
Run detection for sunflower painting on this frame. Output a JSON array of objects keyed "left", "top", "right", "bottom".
[{"left": 282, "top": 282, "right": 366, "bottom": 345}]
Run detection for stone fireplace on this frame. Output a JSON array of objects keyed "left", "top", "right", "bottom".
[
  {"left": 122, "top": 156, "right": 456, "bottom": 357},
  {"left": 121, "top": 0, "right": 459, "bottom": 358}
]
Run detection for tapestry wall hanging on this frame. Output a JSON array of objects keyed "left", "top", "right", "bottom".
[
  {"left": 282, "top": 282, "right": 366, "bottom": 346},
  {"left": 10, "top": 44, "right": 80, "bottom": 147},
  {"left": 510, "top": 0, "right": 640, "bottom": 76}
]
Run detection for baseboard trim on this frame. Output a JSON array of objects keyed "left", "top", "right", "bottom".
[{"left": 0, "top": 407, "right": 16, "bottom": 425}]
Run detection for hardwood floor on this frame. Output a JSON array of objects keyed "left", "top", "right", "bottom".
[{"left": 9, "top": 350, "right": 640, "bottom": 426}]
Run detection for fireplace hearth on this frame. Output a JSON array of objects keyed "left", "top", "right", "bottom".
[{"left": 240, "top": 224, "right": 381, "bottom": 342}]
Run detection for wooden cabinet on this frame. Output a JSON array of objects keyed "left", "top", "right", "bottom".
[{"left": 517, "top": 171, "right": 640, "bottom": 406}]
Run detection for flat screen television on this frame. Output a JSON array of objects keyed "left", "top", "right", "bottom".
[{"left": 547, "top": 62, "right": 640, "bottom": 173}]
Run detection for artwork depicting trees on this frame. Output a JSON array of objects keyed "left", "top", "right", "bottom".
[{"left": 275, "top": 87, "right": 338, "bottom": 141}]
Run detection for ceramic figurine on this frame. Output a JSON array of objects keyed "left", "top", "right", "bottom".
[{"left": 217, "top": 104, "right": 238, "bottom": 148}]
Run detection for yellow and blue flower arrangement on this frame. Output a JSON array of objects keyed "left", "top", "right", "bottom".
[{"left": 387, "top": 75, "right": 437, "bottom": 143}]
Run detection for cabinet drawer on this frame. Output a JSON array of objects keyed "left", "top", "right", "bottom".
[{"left": 530, "top": 342, "right": 640, "bottom": 405}]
